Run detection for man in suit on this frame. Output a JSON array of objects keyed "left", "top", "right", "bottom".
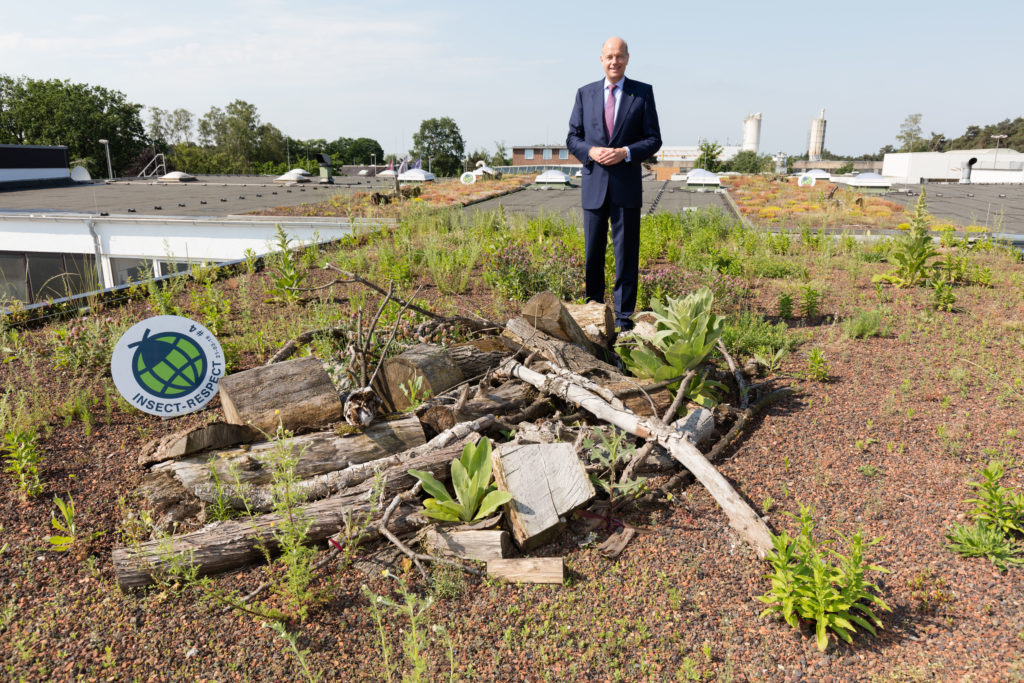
[{"left": 567, "top": 36, "right": 662, "bottom": 332}]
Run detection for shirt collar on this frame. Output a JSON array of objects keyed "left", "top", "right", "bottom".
[{"left": 604, "top": 77, "right": 624, "bottom": 92}]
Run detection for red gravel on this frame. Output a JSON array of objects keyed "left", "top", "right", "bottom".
[{"left": 2, "top": 240, "right": 1024, "bottom": 681}]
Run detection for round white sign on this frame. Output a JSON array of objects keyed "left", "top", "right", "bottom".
[
  {"left": 460, "top": 171, "right": 476, "bottom": 185},
  {"left": 111, "top": 315, "right": 225, "bottom": 417},
  {"left": 797, "top": 173, "right": 816, "bottom": 187}
]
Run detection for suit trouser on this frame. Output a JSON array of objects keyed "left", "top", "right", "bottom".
[{"left": 583, "top": 195, "right": 640, "bottom": 329}]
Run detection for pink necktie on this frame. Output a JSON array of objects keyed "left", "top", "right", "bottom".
[{"left": 605, "top": 84, "right": 616, "bottom": 139}]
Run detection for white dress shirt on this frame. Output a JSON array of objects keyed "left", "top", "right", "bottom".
[{"left": 603, "top": 78, "right": 631, "bottom": 162}]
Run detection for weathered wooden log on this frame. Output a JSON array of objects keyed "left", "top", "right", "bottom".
[
  {"left": 565, "top": 302, "right": 615, "bottom": 346},
  {"left": 497, "top": 359, "right": 773, "bottom": 559},
  {"left": 445, "top": 337, "right": 511, "bottom": 378},
  {"left": 425, "top": 529, "right": 510, "bottom": 561},
  {"left": 487, "top": 558, "right": 564, "bottom": 584},
  {"left": 218, "top": 356, "right": 343, "bottom": 434},
  {"left": 117, "top": 444, "right": 461, "bottom": 590},
  {"left": 152, "top": 414, "right": 425, "bottom": 512},
  {"left": 114, "top": 487, "right": 421, "bottom": 591},
  {"left": 136, "top": 470, "right": 203, "bottom": 533},
  {"left": 114, "top": 417, "right": 496, "bottom": 589},
  {"left": 502, "top": 317, "right": 671, "bottom": 417},
  {"left": 139, "top": 422, "right": 260, "bottom": 467},
  {"left": 492, "top": 442, "right": 595, "bottom": 550},
  {"left": 522, "top": 292, "right": 609, "bottom": 360},
  {"left": 375, "top": 344, "right": 465, "bottom": 412},
  {"left": 420, "top": 380, "right": 535, "bottom": 435}
]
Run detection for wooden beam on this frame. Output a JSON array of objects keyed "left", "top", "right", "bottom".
[{"left": 487, "top": 558, "right": 564, "bottom": 584}]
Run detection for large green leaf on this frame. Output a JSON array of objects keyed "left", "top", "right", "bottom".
[
  {"left": 422, "top": 498, "right": 464, "bottom": 522},
  {"left": 408, "top": 469, "right": 452, "bottom": 502},
  {"left": 474, "top": 490, "right": 514, "bottom": 520},
  {"left": 450, "top": 459, "right": 472, "bottom": 510}
]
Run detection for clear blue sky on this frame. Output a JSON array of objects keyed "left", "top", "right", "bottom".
[{"left": 2, "top": 0, "right": 1020, "bottom": 158}]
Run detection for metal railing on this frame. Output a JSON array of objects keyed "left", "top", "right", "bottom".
[{"left": 137, "top": 153, "right": 167, "bottom": 178}]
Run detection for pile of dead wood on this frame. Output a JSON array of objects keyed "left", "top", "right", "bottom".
[{"left": 114, "top": 289, "right": 786, "bottom": 591}]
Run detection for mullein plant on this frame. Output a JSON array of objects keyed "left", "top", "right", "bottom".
[{"left": 616, "top": 288, "right": 728, "bottom": 408}]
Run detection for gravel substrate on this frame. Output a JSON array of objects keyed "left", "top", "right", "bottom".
[{"left": 2, "top": 238, "right": 1023, "bottom": 681}]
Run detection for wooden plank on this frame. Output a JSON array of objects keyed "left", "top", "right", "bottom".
[
  {"left": 487, "top": 558, "right": 564, "bottom": 584},
  {"left": 492, "top": 442, "right": 594, "bottom": 551},
  {"left": 425, "top": 529, "right": 510, "bottom": 561},
  {"left": 218, "top": 356, "right": 343, "bottom": 433}
]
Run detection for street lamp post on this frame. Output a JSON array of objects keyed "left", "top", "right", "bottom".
[
  {"left": 991, "top": 134, "right": 1008, "bottom": 168},
  {"left": 428, "top": 156, "right": 433, "bottom": 173},
  {"left": 98, "top": 139, "right": 113, "bottom": 180},
  {"left": 371, "top": 153, "right": 376, "bottom": 176}
]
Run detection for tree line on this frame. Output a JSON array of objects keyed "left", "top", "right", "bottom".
[{"left": 0, "top": 75, "right": 389, "bottom": 177}]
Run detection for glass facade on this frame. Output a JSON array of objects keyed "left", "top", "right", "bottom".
[
  {"left": 110, "top": 257, "right": 152, "bottom": 286},
  {"left": 0, "top": 251, "right": 98, "bottom": 303}
]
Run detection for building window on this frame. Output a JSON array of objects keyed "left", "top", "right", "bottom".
[
  {"left": 543, "top": 149, "right": 552, "bottom": 160},
  {"left": 559, "top": 149, "right": 569, "bottom": 160},
  {"left": 524, "top": 149, "right": 534, "bottom": 160}
]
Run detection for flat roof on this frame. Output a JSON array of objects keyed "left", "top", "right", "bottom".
[
  {"left": 884, "top": 184, "right": 1024, "bottom": 234},
  {"left": 0, "top": 174, "right": 395, "bottom": 218},
  {"left": 465, "top": 180, "right": 729, "bottom": 217}
]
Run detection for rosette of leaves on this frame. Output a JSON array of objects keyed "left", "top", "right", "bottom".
[
  {"left": 615, "top": 287, "right": 727, "bottom": 408},
  {"left": 873, "top": 190, "right": 937, "bottom": 287},
  {"left": 409, "top": 438, "right": 513, "bottom": 523}
]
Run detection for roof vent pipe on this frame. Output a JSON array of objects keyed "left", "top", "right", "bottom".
[{"left": 959, "top": 157, "right": 978, "bottom": 184}]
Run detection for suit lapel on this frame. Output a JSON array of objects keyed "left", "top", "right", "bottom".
[
  {"left": 611, "top": 78, "right": 636, "bottom": 143},
  {"left": 592, "top": 81, "right": 610, "bottom": 145}
]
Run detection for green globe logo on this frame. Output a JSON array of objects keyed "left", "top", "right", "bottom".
[{"left": 128, "top": 329, "right": 208, "bottom": 399}]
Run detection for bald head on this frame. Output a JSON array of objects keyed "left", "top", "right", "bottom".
[
  {"left": 600, "top": 37, "right": 630, "bottom": 84},
  {"left": 602, "top": 36, "right": 629, "bottom": 54}
]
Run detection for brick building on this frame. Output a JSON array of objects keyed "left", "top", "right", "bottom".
[{"left": 512, "top": 145, "right": 581, "bottom": 166}]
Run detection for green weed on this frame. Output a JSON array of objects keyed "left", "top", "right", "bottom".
[{"left": 756, "top": 503, "right": 891, "bottom": 651}]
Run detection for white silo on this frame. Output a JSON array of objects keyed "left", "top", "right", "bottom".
[
  {"left": 741, "top": 113, "right": 761, "bottom": 153},
  {"left": 808, "top": 108, "right": 827, "bottom": 161}
]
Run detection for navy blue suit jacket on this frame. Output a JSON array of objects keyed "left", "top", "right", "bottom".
[{"left": 566, "top": 77, "right": 662, "bottom": 211}]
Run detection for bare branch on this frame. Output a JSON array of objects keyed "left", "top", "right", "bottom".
[
  {"left": 661, "top": 369, "right": 697, "bottom": 423},
  {"left": 717, "top": 339, "right": 749, "bottom": 410}
]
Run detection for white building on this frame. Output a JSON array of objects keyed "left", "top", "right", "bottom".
[
  {"left": 882, "top": 148, "right": 1024, "bottom": 184},
  {"left": 654, "top": 145, "right": 742, "bottom": 164}
]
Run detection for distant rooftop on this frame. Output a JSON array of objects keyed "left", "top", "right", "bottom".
[{"left": 0, "top": 175, "right": 395, "bottom": 218}]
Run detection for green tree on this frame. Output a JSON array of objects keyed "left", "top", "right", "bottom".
[
  {"left": 694, "top": 140, "right": 723, "bottom": 172},
  {"left": 724, "top": 149, "right": 772, "bottom": 174},
  {"left": 348, "top": 137, "right": 383, "bottom": 166},
  {"left": 467, "top": 147, "right": 490, "bottom": 167},
  {"left": 0, "top": 75, "right": 147, "bottom": 177},
  {"left": 896, "top": 113, "right": 924, "bottom": 152},
  {"left": 491, "top": 140, "right": 511, "bottom": 167},
  {"left": 147, "top": 106, "right": 169, "bottom": 148},
  {"left": 191, "top": 100, "right": 292, "bottom": 172},
  {"left": 167, "top": 108, "right": 195, "bottom": 145},
  {"left": 947, "top": 117, "right": 1024, "bottom": 153},
  {"left": 411, "top": 116, "right": 465, "bottom": 177}
]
